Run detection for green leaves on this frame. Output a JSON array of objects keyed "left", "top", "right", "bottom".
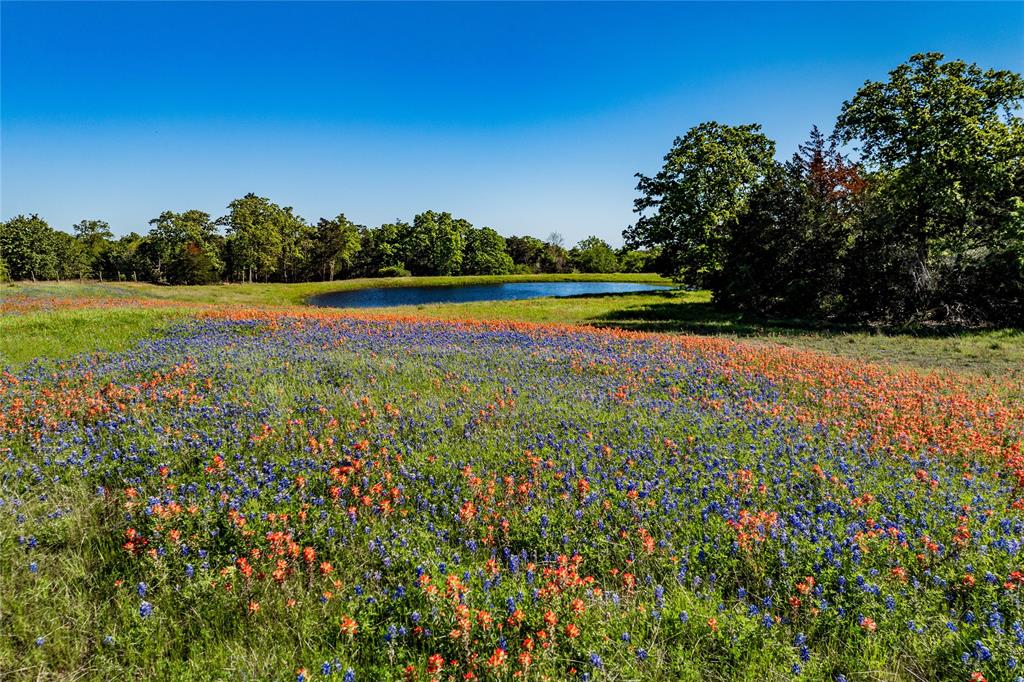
[
  {"left": 219, "top": 194, "right": 290, "bottom": 283},
  {"left": 570, "top": 237, "right": 619, "bottom": 274},
  {"left": 399, "top": 210, "right": 467, "bottom": 276},
  {"left": 631, "top": 54, "right": 1023, "bottom": 325},
  {"left": 310, "top": 214, "right": 361, "bottom": 281},
  {"left": 0, "top": 214, "right": 60, "bottom": 281},
  {"left": 834, "top": 52, "right": 1024, "bottom": 322},
  {"left": 627, "top": 121, "right": 776, "bottom": 286},
  {"left": 463, "top": 227, "right": 514, "bottom": 275},
  {"left": 145, "top": 210, "right": 223, "bottom": 284},
  {"left": 836, "top": 52, "right": 1024, "bottom": 252}
]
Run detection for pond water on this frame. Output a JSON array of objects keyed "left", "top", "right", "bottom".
[{"left": 311, "top": 280, "right": 673, "bottom": 309}]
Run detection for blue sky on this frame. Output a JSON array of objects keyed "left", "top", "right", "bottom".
[{"left": 2, "top": 2, "right": 1022, "bottom": 245}]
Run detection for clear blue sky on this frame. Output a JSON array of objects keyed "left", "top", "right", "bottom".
[{"left": 2, "top": 2, "right": 1022, "bottom": 245}]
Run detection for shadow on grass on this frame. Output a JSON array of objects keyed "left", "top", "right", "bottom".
[
  {"left": 578, "top": 291, "right": 851, "bottom": 337},
  {"left": 578, "top": 291, "right": 1016, "bottom": 339}
]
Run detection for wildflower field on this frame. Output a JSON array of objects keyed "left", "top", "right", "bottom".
[{"left": 2, "top": 301, "right": 1023, "bottom": 681}]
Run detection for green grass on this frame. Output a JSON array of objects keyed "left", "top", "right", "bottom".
[
  {"left": 2, "top": 281, "right": 1022, "bottom": 679},
  {"left": 351, "top": 290, "right": 1024, "bottom": 379},
  {"left": 2, "top": 310, "right": 1020, "bottom": 680},
  {"left": 3, "top": 277, "right": 1023, "bottom": 378},
  {"left": 0, "top": 307, "right": 188, "bottom": 367}
]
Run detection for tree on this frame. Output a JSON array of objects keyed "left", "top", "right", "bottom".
[
  {"left": 73, "top": 219, "right": 114, "bottom": 277},
  {"left": 546, "top": 232, "right": 569, "bottom": 273},
  {"left": 506, "top": 235, "right": 549, "bottom": 272},
  {"left": 355, "top": 222, "right": 406, "bottom": 276},
  {"left": 276, "top": 207, "right": 311, "bottom": 283},
  {"left": 100, "top": 232, "right": 145, "bottom": 282},
  {"left": 402, "top": 211, "right": 467, "bottom": 276},
  {"left": 570, "top": 236, "right": 619, "bottom": 273},
  {"left": 309, "top": 214, "right": 361, "bottom": 281},
  {"left": 836, "top": 52, "right": 1024, "bottom": 320},
  {"left": 169, "top": 242, "right": 221, "bottom": 285},
  {"left": 506, "top": 234, "right": 571, "bottom": 273},
  {"left": 617, "top": 247, "right": 660, "bottom": 273},
  {"left": 462, "top": 227, "right": 513, "bottom": 275},
  {"left": 0, "top": 214, "right": 58, "bottom": 281},
  {"left": 219, "top": 194, "right": 284, "bottom": 282},
  {"left": 625, "top": 122, "right": 776, "bottom": 286},
  {"left": 52, "top": 230, "right": 90, "bottom": 281},
  {"left": 148, "top": 210, "right": 222, "bottom": 284},
  {"left": 717, "top": 127, "right": 866, "bottom": 317}
]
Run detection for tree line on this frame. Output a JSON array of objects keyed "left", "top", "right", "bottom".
[
  {"left": 627, "top": 53, "right": 1024, "bottom": 326},
  {"left": 0, "top": 200, "right": 657, "bottom": 285}
]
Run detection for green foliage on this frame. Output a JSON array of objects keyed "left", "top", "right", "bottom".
[
  {"left": 308, "top": 214, "right": 361, "bottom": 281},
  {"left": 719, "top": 127, "right": 864, "bottom": 317},
  {"left": 145, "top": 210, "right": 223, "bottom": 284},
  {"left": 835, "top": 52, "right": 1024, "bottom": 323},
  {"left": 631, "top": 54, "right": 1024, "bottom": 326},
  {"left": 462, "top": 227, "right": 514, "bottom": 275},
  {"left": 400, "top": 210, "right": 467, "bottom": 276},
  {"left": 505, "top": 234, "right": 570, "bottom": 273},
  {"left": 276, "top": 207, "right": 312, "bottom": 284},
  {"left": 626, "top": 121, "right": 776, "bottom": 286},
  {"left": 219, "top": 194, "right": 285, "bottom": 283},
  {"left": 100, "top": 233, "right": 146, "bottom": 282},
  {"left": 168, "top": 243, "right": 221, "bottom": 285},
  {"left": 505, "top": 235, "right": 548, "bottom": 272},
  {"left": 376, "top": 265, "right": 412, "bottom": 278},
  {"left": 545, "top": 232, "right": 570, "bottom": 273},
  {"left": 0, "top": 215, "right": 60, "bottom": 281},
  {"left": 72, "top": 219, "right": 114, "bottom": 277},
  {"left": 51, "top": 230, "right": 90, "bottom": 281},
  {"left": 616, "top": 247, "right": 660, "bottom": 273},
  {"left": 570, "top": 236, "right": 619, "bottom": 273},
  {"left": 354, "top": 222, "right": 406, "bottom": 277},
  {"left": 5, "top": 188, "right": 640, "bottom": 285}
]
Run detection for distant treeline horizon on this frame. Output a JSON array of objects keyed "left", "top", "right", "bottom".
[{"left": 0, "top": 204, "right": 659, "bottom": 285}]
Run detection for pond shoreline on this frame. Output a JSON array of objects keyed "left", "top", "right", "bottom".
[{"left": 310, "top": 280, "right": 675, "bottom": 309}]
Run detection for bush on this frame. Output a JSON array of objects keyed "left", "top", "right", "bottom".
[{"left": 376, "top": 265, "right": 411, "bottom": 278}]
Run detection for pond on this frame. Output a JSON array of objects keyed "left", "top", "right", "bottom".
[{"left": 311, "top": 280, "right": 673, "bottom": 309}]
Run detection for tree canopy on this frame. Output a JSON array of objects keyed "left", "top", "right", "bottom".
[
  {"left": 628, "top": 53, "right": 1023, "bottom": 325},
  {"left": 2, "top": 206, "right": 649, "bottom": 286},
  {"left": 625, "top": 121, "right": 776, "bottom": 287}
]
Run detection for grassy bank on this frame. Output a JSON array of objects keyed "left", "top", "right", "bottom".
[{"left": 3, "top": 277, "right": 1023, "bottom": 378}]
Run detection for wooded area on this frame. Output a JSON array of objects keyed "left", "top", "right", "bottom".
[
  {"left": 0, "top": 205, "right": 653, "bottom": 285},
  {"left": 627, "top": 53, "right": 1024, "bottom": 326}
]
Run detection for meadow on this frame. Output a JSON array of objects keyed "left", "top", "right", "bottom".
[
  {"left": 1, "top": 281, "right": 1023, "bottom": 681},
  {"left": 3, "top": 278, "right": 1023, "bottom": 377}
]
